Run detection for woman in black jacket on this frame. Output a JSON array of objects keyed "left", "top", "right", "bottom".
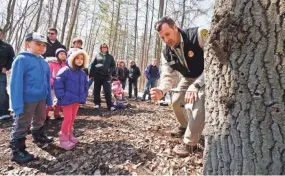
[
  {"left": 89, "top": 43, "right": 116, "bottom": 111},
  {"left": 128, "top": 60, "right": 141, "bottom": 99}
]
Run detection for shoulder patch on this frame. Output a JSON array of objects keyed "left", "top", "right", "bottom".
[{"left": 201, "top": 29, "right": 208, "bottom": 38}]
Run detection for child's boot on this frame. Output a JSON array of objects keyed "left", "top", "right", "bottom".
[
  {"left": 32, "top": 126, "right": 54, "bottom": 148},
  {"left": 10, "top": 138, "right": 34, "bottom": 163},
  {"left": 69, "top": 131, "right": 79, "bottom": 144},
  {"left": 59, "top": 132, "right": 75, "bottom": 150}
]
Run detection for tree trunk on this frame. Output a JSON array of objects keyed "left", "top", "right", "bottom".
[
  {"left": 48, "top": 0, "right": 55, "bottom": 27},
  {"left": 65, "top": 0, "right": 81, "bottom": 48},
  {"left": 3, "top": 0, "right": 16, "bottom": 36},
  {"left": 34, "top": 0, "right": 44, "bottom": 31},
  {"left": 154, "top": 0, "right": 164, "bottom": 65},
  {"left": 53, "top": 0, "right": 63, "bottom": 28},
  {"left": 133, "top": 0, "right": 139, "bottom": 60},
  {"left": 112, "top": 0, "right": 121, "bottom": 56},
  {"left": 60, "top": 0, "right": 72, "bottom": 43},
  {"left": 203, "top": 0, "right": 285, "bottom": 175},
  {"left": 108, "top": 0, "right": 115, "bottom": 50},
  {"left": 180, "top": 0, "right": 186, "bottom": 28}
]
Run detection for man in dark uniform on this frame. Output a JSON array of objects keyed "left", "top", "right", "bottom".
[
  {"left": 150, "top": 17, "right": 207, "bottom": 156},
  {"left": 0, "top": 28, "right": 15, "bottom": 120}
]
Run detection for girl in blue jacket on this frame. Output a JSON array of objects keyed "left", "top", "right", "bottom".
[{"left": 54, "top": 49, "right": 89, "bottom": 150}]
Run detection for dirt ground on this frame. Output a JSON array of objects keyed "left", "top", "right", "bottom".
[{"left": 0, "top": 97, "right": 203, "bottom": 175}]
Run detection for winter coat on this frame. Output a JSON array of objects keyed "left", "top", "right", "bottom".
[
  {"left": 144, "top": 64, "right": 160, "bottom": 80},
  {"left": 89, "top": 52, "right": 115, "bottom": 79},
  {"left": 43, "top": 38, "right": 66, "bottom": 58},
  {"left": 49, "top": 60, "right": 67, "bottom": 87},
  {"left": 0, "top": 40, "right": 15, "bottom": 70},
  {"left": 128, "top": 65, "right": 141, "bottom": 80},
  {"left": 10, "top": 52, "right": 52, "bottom": 115},
  {"left": 54, "top": 50, "right": 89, "bottom": 106},
  {"left": 116, "top": 66, "right": 129, "bottom": 81}
]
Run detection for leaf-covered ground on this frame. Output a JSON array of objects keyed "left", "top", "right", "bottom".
[{"left": 0, "top": 97, "right": 203, "bottom": 175}]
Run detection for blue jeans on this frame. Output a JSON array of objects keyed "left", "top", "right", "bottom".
[
  {"left": 0, "top": 73, "right": 10, "bottom": 116},
  {"left": 142, "top": 78, "right": 157, "bottom": 100}
]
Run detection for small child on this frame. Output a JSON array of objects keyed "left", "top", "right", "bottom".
[
  {"left": 111, "top": 78, "right": 127, "bottom": 109},
  {"left": 9, "top": 32, "right": 53, "bottom": 163},
  {"left": 67, "top": 38, "right": 83, "bottom": 57},
  {"left": 54, "top": 49, "right": 89, "bottom": 150},
  {"left": 46, "top": 48, "right": 67, "bottom": 120}
]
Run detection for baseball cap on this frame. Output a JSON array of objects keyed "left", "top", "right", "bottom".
[{"left": 25, "top": 32, "right": 48, "bottom": 44}]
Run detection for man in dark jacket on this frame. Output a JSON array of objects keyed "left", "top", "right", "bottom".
[
  {"left": 89, "top": 43, "right": 116, "bottom": 111},
  {"left": 142, "top": 59, "right": 160, "bottom": 101},
  {"left": 0, "top": 28, "right": 15, "bottom": 120},
  {"left": 43, "top": 28, "right": 66, "bottom": 62},
  {"left": 128, "top": 60, "right": 141, "bottom": 99}
]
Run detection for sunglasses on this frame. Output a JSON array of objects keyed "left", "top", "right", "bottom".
[{"left": 48, "top": 32, "right": 55, "bottom": 35}]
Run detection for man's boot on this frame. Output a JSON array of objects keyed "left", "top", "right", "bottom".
[
  {"left": 169, "top": 127, "right": 186, "bottom": 138},
  {"left": 32, "top": 126, "right": 53, "bottom": 149},
  {"left": 10, "top": 138, "right": 34, "bottom": 163},
  {"left": 173, "top": 143, "right": 200, "bottom": 157}
]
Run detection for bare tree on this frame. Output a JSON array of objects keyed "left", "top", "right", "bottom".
[
  {"left": 154, "top": 0, "right": 164, "bottom": 65},
  {"left": 53, "top": 0, "right": 63, "bottom": 28},
  {"left": 65, "top": 0, "right": 81, "bottom": 48},
  {"left": 180, "top": 0, "right": 186, "bottom": 28},
  {"left": 133, "top": 0, "right": 139, "bottom": 60},
  {"left": 60, "top": 0, "right": 72, "bottom": 43},
  {"left": 34, "top": 0, "right": 44, "bottom": 31},
  {"left": 111, "top": 0, "right": 122, "bottom": 57},
  {"left": 47, "top": 0, "right": 55, "bottom": 27},
  {"left": 203, "top": 0, "right": 285, "bottom": 174},
  {"left": 3, "top": 0, "right": 16, "bottom": 36}
]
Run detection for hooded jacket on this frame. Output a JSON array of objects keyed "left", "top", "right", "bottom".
[
  {"left": 10, "top": 52, "right": 52, "bottom": 115},
  {"left": 54, "top": 50, "right": 89, "bottom": 106}
]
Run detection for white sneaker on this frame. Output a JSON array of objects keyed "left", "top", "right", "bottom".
[
  {"left": 0, "top": 114, "right": 11, "bottom": 120},
  {"left": 110, "top": 107, "right": 116, "bottom": 111},
  {"left": 95, "top": 105, "right": 100, "bottom": 109}
]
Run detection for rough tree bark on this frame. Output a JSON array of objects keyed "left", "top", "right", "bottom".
[{"left": 203, "top": 0, "right": 285, "bottom": 175}]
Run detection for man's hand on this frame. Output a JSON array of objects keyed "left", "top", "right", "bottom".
[
  {"left": 150, "top": 88, "right": 163, "bottom": 102},
  {"left": 2, "top": 67, "right": 7, "bottom": 73},
  {"left": 185, "top": 84, "right": 199, "bottom": 104}
]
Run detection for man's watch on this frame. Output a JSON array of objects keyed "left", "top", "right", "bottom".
[{"left": 194, "top": 83, "right": 201, "bottom": 89}]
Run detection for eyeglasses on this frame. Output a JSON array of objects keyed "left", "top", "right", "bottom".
[{"left": 48, "top": 32, "right": 55, "bottom": 35}]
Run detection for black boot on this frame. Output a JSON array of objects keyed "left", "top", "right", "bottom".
[
  {"left": 31, "top": 126, "right": 53, "bottom": 148},
  {"left": 10, "top": 138, "right": 34, "bottom": 163}
]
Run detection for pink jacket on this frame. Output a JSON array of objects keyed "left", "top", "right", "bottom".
[
  {"left": 49, "top": 61, "right": 67, "bottom": 87},
  {"left": 112, "top": 80, "right": 124, "bottom": 96}
]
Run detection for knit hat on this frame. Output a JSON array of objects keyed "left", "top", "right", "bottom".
[{"left": 55, "top": 48, "right": 67, "bottom": 59}]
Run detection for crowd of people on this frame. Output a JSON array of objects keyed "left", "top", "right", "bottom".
[{"left": 0, "top": 16, "right": 207, "bottom": 164}]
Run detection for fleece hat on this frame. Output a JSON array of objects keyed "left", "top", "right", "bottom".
[{"left": 55, "top": 48, "right": 67, "bottom": 59}]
